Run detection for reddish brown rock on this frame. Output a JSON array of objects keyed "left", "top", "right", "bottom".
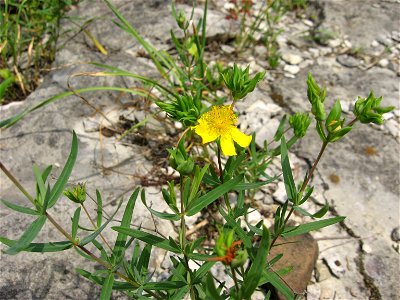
[{"left": 268, "top": 233, "right": 319, "bottom": 299}]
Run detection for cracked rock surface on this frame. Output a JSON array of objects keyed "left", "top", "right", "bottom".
[{"left": 1, "top": 0, "right": 399, "bottom": 299}]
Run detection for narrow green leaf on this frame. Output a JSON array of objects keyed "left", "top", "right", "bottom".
[
  {"left": 205, "top": 273, "right": 224, "bottom": 300},
  {"left": 141, "top": 189, "right": 180, "bottom": 221},
  {"left": 79, "top": 199, "right": 122, "bottom": 246},
  {"left": 294, "top": 203, "right": 329, "bottom": 218},
  {"left": 99, "top": 272, "right": 115, "bottom": 300},
  {"left": 274, "top": 115, "right": 287, "bottom": 142},
  {"left": 186, "top": 175, "right": 243, "bottom": 216},
  {"left": 282, "top": 216, "right": 345, "bottom": 237},
  {"left": 219, "top": 208, "right": 252, "bottom": 249},
  {"left": 41, "top": 165, "right": 53, "bottom": 183},
  {"left": 112, "top": 188, "right": 140, "bottom": 264},
  {"left": 260, "top": 271, "right": 294, "bottom": 300},
  {"left": 6, "top": 215, "right": 47, "bottom": 255},
  {"left": 0, "top": 237, "right": 72, "bottom": 252},
  {"left": 137, "top": 244, "right": 152, "bottom": 272},
  {"left": 234, "top": 176, "right": 279, "bottom": 191},
  {"left": 71, "top": 207, "right": 81, "bottom": 240},
  {"left": 48, "top": 131, "right": 78, "bottom": 208},
  {"left": 143, "top": 281, "right": 186, "bottom": 290},
  {"left": 189, "top": 164, "right": 209, "bottom": 204},
  {"left": 298, "top": 186, "right": 314, "bottom": 205},
  {"left": 33, "top": 165, "right": 46, "bottom": 203},
  {"left": 1, "top": 200, "right": 39, "bottom": 215},
  {"left": 111, "top": 227, "right": 181, "bottom": 253},
  {"left": 96, "top": 190, "right": 102, "bottom": 228},
  {"left": 77, "top": 269, "right": 134, "bottom": 290},
  {"left": 280, "top": 137, "right": 296, "bottom": 203},
  {"left": 243, "top": 226, "right": 270, "bottom": 298}
]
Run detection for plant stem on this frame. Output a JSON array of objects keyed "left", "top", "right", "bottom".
[
  {"left": 0, "top": 162, "right": 162, "bottom": 300},
  {"left": 180, "top": 175, "right": 195, "bottom": 300},
  {"left": 217, "top": 144, "right": 232, "bottom": 211},
  {"left": 231, "top": 266, "right": 240, "bottom": 295},
  {"left": 81, "top": 202, "right": 113, "bottom": 251},
  {"left": 0, "top": 161, "right": 35, "bottom": 205},
  {"left": 270, "top": 141, "right": 329, "bottom": 248}
]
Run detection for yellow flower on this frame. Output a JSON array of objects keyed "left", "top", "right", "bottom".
[{"left": 193, "top": 105, "right": 252, "bottom": 156}]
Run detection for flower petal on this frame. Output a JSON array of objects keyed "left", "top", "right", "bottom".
[
  {"left": 194, "top": 123, "right": 219, "bottom": 144},
  {"left": 221, "top": 133, "right": 236, "bottom": 156},
  {"left": 231, "top": 127, "right": 252, "bottom": 148}
]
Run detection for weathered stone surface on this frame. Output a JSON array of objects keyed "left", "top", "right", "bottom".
[{"left": 268, "top": 233, "right": 319, "bottom": 297}]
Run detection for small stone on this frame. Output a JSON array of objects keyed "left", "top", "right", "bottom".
[
  {"left": 378, "top": 58, "right": 389, "bottom": 68},
  {"left": 315, "top": 261, "right": 332, "bottom": 282},
  {"left": 220, "top": 44, "right": 235, "bottom": 54},
  {"left": 269, "top": 233, "right": 319, "bottom": 297},
  {"left": 319, "top": 47, "right": 333, "bottom": 56},
  {"left": 253, "top": 190, "right": 265, "bottom": 201},
  {"left": 336, "top": 54, "right": 360, "bottom": 68},
  {"left": 328, "top": 39, "right": 341, "bottom": 48},
  {"left": 377, "top": 35, "right": 393, "bottom": 46},
  {"left": 391, "top": 227, "right": 400, "bottom": 242},
  {"left": 392, "top": 30, "right": 400, "bottom": 42},
  {"left": 362, "top": 243, "right": 373, "bottom": 254},
  {"left": 272, "top": 181, "right": 287, "bottom": 204},
  {"left": 281, "top": 52, "right": 303, "bottom": 65},
  {"left": 384, "top": 119, "right": 399, "bottom": 138},
  {"left": 254, "top": 45, "right": 267, "bottom": 57},
  {"left": 383, "top": 112, "right": 394, "bottom": 121},
  {"left": 174, "top": 121, "right": 183, "bottom": 129},
  {"left": 371, "top": 40, "right": 379, "bottom": 47},
  {"left": 343, "top": 40, "right": 352, "bottom": 48},
  {"left": 303, "top": 19, "right": 314, "bottom": 27},
  {"left": 246, "top": 209, "right": 262, "bottom": 226},
  {"left": 308, "top": 47, "right": 319, "bottom": 58},
  {"left": 283, "top": 64, "right": 300, "bottom": 75}
]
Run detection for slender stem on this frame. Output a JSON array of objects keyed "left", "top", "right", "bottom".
[
  {"left": 270, "top": 141, "right": 329, "bottom": 248},
  {"left": 81, "top": 203, "right": 113, "bottom": 251},
  {"left": 231, "top": 266, "right": 240, "bottom": 295},
  {"left": 299, "top": 141, "right": 328, "bottom": 194},
  {"left": 0, "top": 162, "right": 35, "bottom": 205},
  {"left": 1, "top": 163, "right": 162, "bottom": 300},
  {"left": 348, "top": 118, "right": 358, "bottom": 127},
  {"left": 179, "top": 175, "right": 195, "bottom": 300},
  {"left": 217, "top": 144, "right": 232, "bottom": 211}
]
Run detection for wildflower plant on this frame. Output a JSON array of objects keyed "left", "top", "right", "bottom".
[{"left": 0, "top": 1, "right": 395, "bottom": 299}]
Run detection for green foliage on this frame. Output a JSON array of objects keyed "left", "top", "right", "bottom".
[
  {"left": 354, "top": 91, "right": 395, "bottom": 125},
  {"left": 64, "top": 183, "right": 87, "bottom": 204},
  {"left": 222, "top": 63, "right": 265, "bottom": 100},
  {"left": 289, "top": 113, "right": 311, "bottom": 138},
  {"left": 0, "top": 0, "right": 76, "bottom": 102},
  {"left": 0, "top": 1, "right": 394, "bottom": 299}
]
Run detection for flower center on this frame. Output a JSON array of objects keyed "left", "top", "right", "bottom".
[{"left": 202, "top": 105, "right": 237, "bottom": 134}]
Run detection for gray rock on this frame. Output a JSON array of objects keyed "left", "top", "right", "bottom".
[
  {"left": 283, "top": 64, "right": 300, "bottom": 75},
  {"left": 281, "top": 52, "right": 303, "bottom": 65},
  {"left": 336, "top": 54, "right": 361, "bottom": 68}
]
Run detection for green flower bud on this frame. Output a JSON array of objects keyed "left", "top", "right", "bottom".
[
  {"left": 307, "top": 72, "right": 327, "bottom": 121},
  {"left": 64, "top": 183, "right": 86, "bottom": 204},
  {"left": 167, "top": 138, "right": 194, "bottom": 175},
  {"left": 231, "top": 249, "right": 248, "bottom": 268},
  {"left": 289, "top": 113, "right": 311, "bottom": 138},
  {"left": 222, "top": 63, "right": 265, "bottom": 100},
  {"left": 177, "top": 10, "right": 187, "bottom": 30},
  {"left": 353, "top": 91, "right": 394, "bottom": 125}
]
